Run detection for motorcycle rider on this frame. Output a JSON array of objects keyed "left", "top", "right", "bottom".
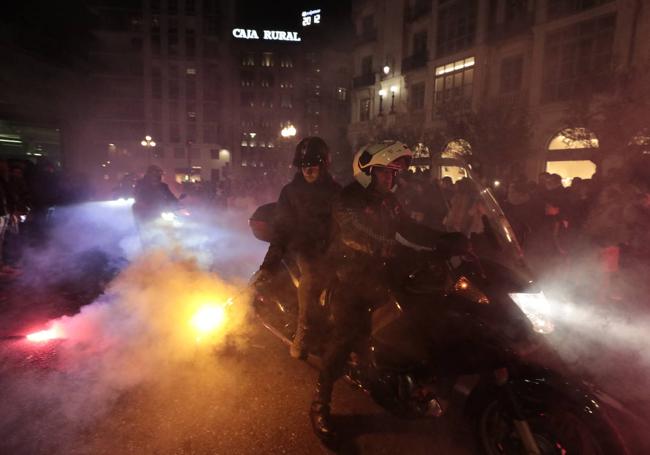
[
  {"left": 258, "top": 137, "right": 341, "bottom": 359},
  {"left": 309, "top": 140, "right": 447, "bottom": 444},
  {"left": 132, "top": 165, "right": 180, "bottom": 239}
]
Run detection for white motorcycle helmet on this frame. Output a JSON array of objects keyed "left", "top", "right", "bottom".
[{"left": 353, "top": 140, "right": 413, "bottom": 188}]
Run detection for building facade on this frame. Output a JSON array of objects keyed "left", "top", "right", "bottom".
[
  {"left": 227, "top": 5, "right": 352, "bottom": 181},
  {"left": 348, "top": 0, "right": 649, "bottom": 183},
  {"left": 90, "top": 0, "right": 353, "bottom": 187}
]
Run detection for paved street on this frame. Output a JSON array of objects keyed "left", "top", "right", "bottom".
[
  {"left": 0, "top": 293, "right": 475, "bottom": 455},
  {"left": 0, "top": 211, "right": 475, "bottom": 455}
]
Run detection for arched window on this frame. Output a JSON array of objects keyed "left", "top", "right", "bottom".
[
  {"left": 439, "top": 139, "right": 471, "bottom": 182},
  {"left": 408, "top": 142, "right": 432, "bottom": 172},
  {"left": 442, "top": 138, "right": 472, "bottom": 158},
  {"left": 546, "top": 128, "right": 598, "bottom": 186}
]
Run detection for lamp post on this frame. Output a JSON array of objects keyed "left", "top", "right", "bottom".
[
  {"left": 378, "top": 89, "right": 386, "bottom": 115},
  {"left": 390, "top": 85, "right": 398, "bottom": 113},
  {"left": 140, "top": 135, "right": 156, "bottom": 164},
  {"left": 280, "top": 123, "right": 297, "bottom": 176},
  {"left": 280, "top": 123, "right": 297, "bottom": 138}
]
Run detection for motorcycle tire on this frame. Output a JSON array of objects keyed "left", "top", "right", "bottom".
[{"left": 474, "top": 394, "right": 627, "bottom": 455}]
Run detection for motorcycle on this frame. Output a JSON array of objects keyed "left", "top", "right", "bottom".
[{"left": 248, "top": 160, "right": 629, "bottom": 454}]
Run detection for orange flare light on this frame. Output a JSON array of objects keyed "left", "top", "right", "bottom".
[{"left": 26, "top": 324, "right": 64, "bottom": 342}]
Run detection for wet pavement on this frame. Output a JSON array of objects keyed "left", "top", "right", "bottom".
[{"left": 0, "top": 310, "right": 474, "bottom": 454}]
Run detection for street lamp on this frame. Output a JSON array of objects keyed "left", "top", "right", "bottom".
[
  {"left": 390, "top": 85, "right": 398, "bottom": 113},
  {"left": 141, "top": 135, "right": 156, "bottom": 147},
  {"left": 279, "top": 123, "right": 297, "bottom": 174},
  {"left": 141, "top": 135, "right": 156, "bottom": 163},
  {"left": 280, "top": 123, "right": 297, "bottom": 138},
  {"left": 378, "top": 89, "right": 386, "bottom": 115}
]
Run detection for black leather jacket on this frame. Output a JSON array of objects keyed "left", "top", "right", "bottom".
[
  {"left": 261, "top": 172, "right": 341, "bottom": 269},
  {"left": 330, "top": 181, "right": 442, "bottom": 278}
]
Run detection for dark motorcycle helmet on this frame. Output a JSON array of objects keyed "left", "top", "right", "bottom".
[{"left": 292, "top": 137, "right": 330, "bottom": 168}]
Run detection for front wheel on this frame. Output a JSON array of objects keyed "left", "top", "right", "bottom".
[{"left": 476, "top": 397, "right": 624, "bottom": 455}]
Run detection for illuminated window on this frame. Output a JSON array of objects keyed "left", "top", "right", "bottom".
[
  {"left": 413, "top": 143, "right": 430, "bottom": 159},
  {"left": 442, "top": 139, "right": 472, "bottom": 158},
  {"left": 336, "top": 87, "right": 347, "bottom": 101},
  {"left": 242, "top": 53, "right": 255, "bottom": 67},
  {"left": 281, "top": 56, "right": 294, "bottom": 68},
  {"left": 241, "top": 71, "right": 254, "bottom": 87},
  {"left": 260, "top": 74, "right": 274, "bottom": 88},
  {"left": 186, "top": 67, "right": 196, "bottom": 75},
  {"left": 261, "top": 52, "right": 274, "bottom": 67},
  {"left": 547, "top": 128, "right": 599, "bottom": 186},
  {"left": 434, "top": 57, "right": 475, "bottom": 108},
  {"left": 548, "top": 128, "right": 599, "bottom": 150}
]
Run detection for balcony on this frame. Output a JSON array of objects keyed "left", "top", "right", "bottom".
[
  {"left": 356, "top": 28, "right": 377, "bottom": 46},
  {"left": 353, "top": 73, "right": 375, "bottom": 88},
  {"left": 402, "top": 52, "right": 428, "bottom": 72}
]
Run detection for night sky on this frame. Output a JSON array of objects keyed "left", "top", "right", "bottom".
[{"left": 235, "top": 0, "right": 351, "bottom": 32}]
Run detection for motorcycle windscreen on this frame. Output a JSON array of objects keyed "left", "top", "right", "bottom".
[{"left": 440, "top": 162, "right": 532, "bottom": 282}]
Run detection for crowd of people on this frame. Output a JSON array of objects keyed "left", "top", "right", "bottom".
[
  {"left": 395, "top": 159, "right": 650, "bottom": 303},
  {"left": 0, "top": 159, "right": 76, "bottom": 277}
]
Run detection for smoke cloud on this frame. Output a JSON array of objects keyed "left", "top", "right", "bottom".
[{"left": 0, "top": 199, "right": 268, "bottom": 454}]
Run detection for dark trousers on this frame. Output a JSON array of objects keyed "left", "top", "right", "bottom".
[
  {"left": 315, "top": 272, "right": 389, "bottom": 403},
  {"left": 296, "top": 253, "right": 326, "bottom": 335}
]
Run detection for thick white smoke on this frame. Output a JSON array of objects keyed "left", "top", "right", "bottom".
[{"left": 0, "top": 199, "right": 269, "bottom": 454}]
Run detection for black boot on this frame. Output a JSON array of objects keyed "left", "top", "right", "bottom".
[
  {"left": 310, "top": 377, "right": 338, "bottom": 444},
  {"left": 310, "top": 401, "right": 338, "bottom": 443}
]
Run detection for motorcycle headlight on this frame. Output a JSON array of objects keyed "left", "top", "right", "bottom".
[
  {"left": 509, "top": 292, "right": 555, "bottom": 334},
  {"left": 453, "top": 276, "right": 489, "bottom": 305},
  {"left": 161, "top": 211, "right": 176, "bottom": 221}
]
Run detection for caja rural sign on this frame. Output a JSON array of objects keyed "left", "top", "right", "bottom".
[{"left": 232, "top": 28, "right": 301, "bottom": 42}]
